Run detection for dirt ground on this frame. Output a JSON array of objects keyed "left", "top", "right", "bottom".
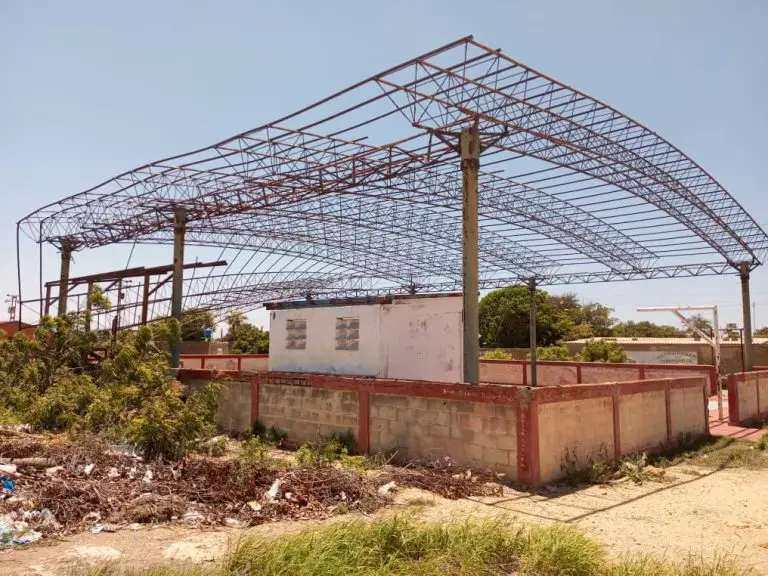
[{"left": 2, "top": 463, "right": 768, "bottom": 576}]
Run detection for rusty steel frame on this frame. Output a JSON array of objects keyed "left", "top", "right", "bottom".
[{"left": 16, "top": 35, "right": 768, "bottom": 325}]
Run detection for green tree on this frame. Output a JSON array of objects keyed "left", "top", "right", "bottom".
[
  {"left": 724, "top": 322, "right": 741, "bottom": 342},
  {"left": 579, "top": 339, "right": 628, "bottom": 363},
  {"left": 686, "top": 314, "right": 713, "bottom": 340},
  {"left": 755, "top": 326, "right": 768, "bottom": 337},
  {"left": 223, "top": 311, "right": 269, "bottom": 353},
  {"left": 610, "top": 320, "right": 685, "bottom": 338},
  {"left": 179, "top": 309, "right": 215, "bottom": 341},
  {"left": 479, "top": 286, "right": 565, "bottom": 348},
  {"left": 531, "top": 345, "right": 577, "bottom": 361}
]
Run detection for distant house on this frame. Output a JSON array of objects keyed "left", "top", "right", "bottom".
[{"left": 0, "top": 321, "right": 36, "bottom": 338}]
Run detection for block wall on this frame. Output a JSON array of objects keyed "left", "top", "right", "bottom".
[
  {"left": 728, "top": 371, "right": 768, "bottom": 425},
  {"left": 369, "top": 394, "right": 517, "bottom": 479}
]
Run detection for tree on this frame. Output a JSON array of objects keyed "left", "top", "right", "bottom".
[
  {"left": 579, "top": 339, "right": 628, "bottom": 363},
  {"left": 610, "top": 320, "right": 685, "bottom": 338},
  {"left": 179, "top": 309, "right": 215, "bottom": 341},
  {"left": 755, "top": 326, "right": 768, "bottom": 337},
  {"left": 685, "top": 314, "right": 713, "bottom": 340},
  {"left": 724, "top": 322, "right": 741, "bottom": 342},
  {"left": 223, "top": 310, "right": 269, "bottom": 353},
  {"left": 531, "top": 345, "right": 577, "bottom": 361},
  {"left": 479, "top": 286, "right": 564, "bottom": 348}
]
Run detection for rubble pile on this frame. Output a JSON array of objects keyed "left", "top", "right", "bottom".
[
  {"left": 0, "top": 433, "right": 384, "bottom": 539},
  {"left": 0, "top": 432, "right": 505, "bottom": 545}
]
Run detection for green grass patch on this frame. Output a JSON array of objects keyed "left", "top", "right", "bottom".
[
  {"left": 652, "top": 435, "right": 768, "bottom": 470},
  {"left": 74, "top": 517, "right": 750, "bottom": 576}
]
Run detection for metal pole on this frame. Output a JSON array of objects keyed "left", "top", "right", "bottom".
[
  {"left": 740, "top": 262, "right": 753, "bottom": 372},
  {"left": 713, "top": 306, "right": 722, "bottom": 420},
  {"left": 171, "top": 207, "right": 187, "bottom": 368},
  {"left": 57, "top": 238, "right": 74, "bottom": 316},
  {"left": 460, "top": 125, "right": 480, "bottom": 384},
  {"left": 141, "top": 273, "right": 150, "bottom": 325},
  {"left": 84, "top": 281, "right": 94, "bottom": 332},
  {"left": 529, "top": 277, "right": 538, "bottom": 387}
]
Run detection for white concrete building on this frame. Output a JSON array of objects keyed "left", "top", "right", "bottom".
[{"left": 266, "top": 294, "right": 463, "bottom": 383}]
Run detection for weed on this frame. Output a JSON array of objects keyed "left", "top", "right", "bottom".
[
  {"left": 652, "top": 435, "right": 768, "bottom": 470},
  {"left": 240, "top": 436, "right": 271, "bottom": 464},
  {"left": 208, "top": 437, "right": 228, "bottom": 458},
  {"left": 296, "top": 430, "right": 358, "bottom": 467},
  {"left": 251, "top": 421, "right": 288, "bottom": 445},
  {"left": 340, "top": 452, "right": 386, "bottom": 471}
]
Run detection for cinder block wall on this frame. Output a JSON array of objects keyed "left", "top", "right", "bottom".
[
  {"left": 248, "top": 372, "right": 709, "bottom": 485},
  {"left": 728, "top": 370, "right": 768, "bottom": 424},
  {"left": 258, "top": 379, "right": 359, "bottom": 443},
  {"left": 481, "top": 359, "right": 717, "bottom": 395},
  {"left": 369, "top": 394, "right": 517, "bottom": 479},
  {"left": 179, "top": 371, "right": 252, "bottom": 433}
]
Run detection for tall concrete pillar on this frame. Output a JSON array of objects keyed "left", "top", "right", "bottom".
[
  {"left": 460, "top": 125, "right": 480, "bottom": 384},
  {"left": 528, "top": 277, "right": 538, "bottom": 387},
  {"left": 171, "top": 207, "right": 187, "bottom": 368},
  {"left": 740, "top": 262, "right": 753, "bottom": 372},
  {"left": 57, "top": 238, "right": 75, "bottom": 316}
]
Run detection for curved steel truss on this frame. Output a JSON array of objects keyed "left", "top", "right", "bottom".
[{"left": 18, "top": 36, "right": 768, "bottom": 321}]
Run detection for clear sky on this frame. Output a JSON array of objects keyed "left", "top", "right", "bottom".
[{"left": 1, "top": 0, "right": 767, "bottom": 331}]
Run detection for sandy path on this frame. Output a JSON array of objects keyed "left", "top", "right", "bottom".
[{"left": 2, "top": 464, "right": 767, "bottom": 575}]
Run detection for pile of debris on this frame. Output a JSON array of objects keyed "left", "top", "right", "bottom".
[{"left": 0, "top": 432, "right": 504, "bottom": 545}]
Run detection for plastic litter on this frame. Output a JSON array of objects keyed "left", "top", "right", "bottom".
[
  {"left": 246, "top": 500, "right": 262, "bottom": 512},
  {"left": 142, "top": 469, "right": 153, "bottom": 488},
  {"left": 1, "top": 477, "right": 14, "bottom": 494},
  {"left": 83, "top": 463, "right": 95, "bottom": 476},
  {"left": 107, "top": 467, "right": 120, "bottom": 479},
  {"left": 0, "top": 515, "right": 42, "bottom": 546},
  {"left": 89, "top": 524, "right": 104, "bottom": 534},
  {"left": 182, "top": 510, "right": 205, "bottom": 523},
  {"left": 378, "top": 481, "right": 397, "bottom": 496},
  {"left": 265, "top": 478, "right": 281, "bottom": 502},
  {"left": 45, "top": 466, "right": 64, "bottom": 477},
  {"left": 223, "top": 518, "right": 243, "bottom": 528},
  {"left": 0, "top": 464, "right": 18, "bottom": 477}
]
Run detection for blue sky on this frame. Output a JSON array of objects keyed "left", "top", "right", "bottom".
[{"left": 1, "top": 0, "right": 767, "bottom": 331}]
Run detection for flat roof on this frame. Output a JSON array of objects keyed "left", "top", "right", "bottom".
[
  {"left": 567, "top": 337, "right": 768, "bottom": 345},
  {"left": 264, "top": 292, "right": 462, "bottom": 311}
]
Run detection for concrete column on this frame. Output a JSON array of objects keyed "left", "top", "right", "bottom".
[
  {"left": 171, "top": 207, "right": 187, "bottom": 368},
  {"left": 529, "top": 277, "right": 538, "bottom": 387},
  {"left": 460, "top": 125, "right": 480, "bottom": 384},
  {"left": 740, "top": 262, "right": 753, "bottom": 371},
  {"left": 57, "top": 238, "right": 75, "bottom": 316}
]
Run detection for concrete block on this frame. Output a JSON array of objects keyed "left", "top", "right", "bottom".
[
  {"left": 483, "top": 447, "right": 510, "bottom": 466},
  {"left": 427, "top": 423, "right": 450, "bottom": 439},
  {"left": 377, "top": 405, "right": 399, "bottom": 420},
  {"left": 495, "top": 434, "right": 517, "bottom": 452}
]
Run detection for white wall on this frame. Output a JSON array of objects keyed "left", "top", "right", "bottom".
[
  {"left": 381, "top": 297, "right": 463, "bottom": 382},
  {"left": 268, "top": 296, "right": 463, "bottom": 383},
  {"left": 268, "top": 304, "right": 384, "bottom": 376}
]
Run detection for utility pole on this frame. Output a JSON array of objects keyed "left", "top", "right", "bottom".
[{"left": 4, "top": 294, "right": 18, "bottom": 322}]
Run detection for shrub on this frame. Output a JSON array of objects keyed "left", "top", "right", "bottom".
[
  {"left": 481, "top": 349, "right": 513, "bottom": 360},
  {"left": 578, "top": 339, "right": 627, "bottom": 363},
  {"left": 530, "top": 345, "right": 577, "bottom": 361},
  {"left": 296, "top": 431, "right": 357, "bottom": 467}
]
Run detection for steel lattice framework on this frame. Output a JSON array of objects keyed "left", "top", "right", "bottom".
[{"left": 17, "top": 36, "right": 768, "bottom": 321}]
